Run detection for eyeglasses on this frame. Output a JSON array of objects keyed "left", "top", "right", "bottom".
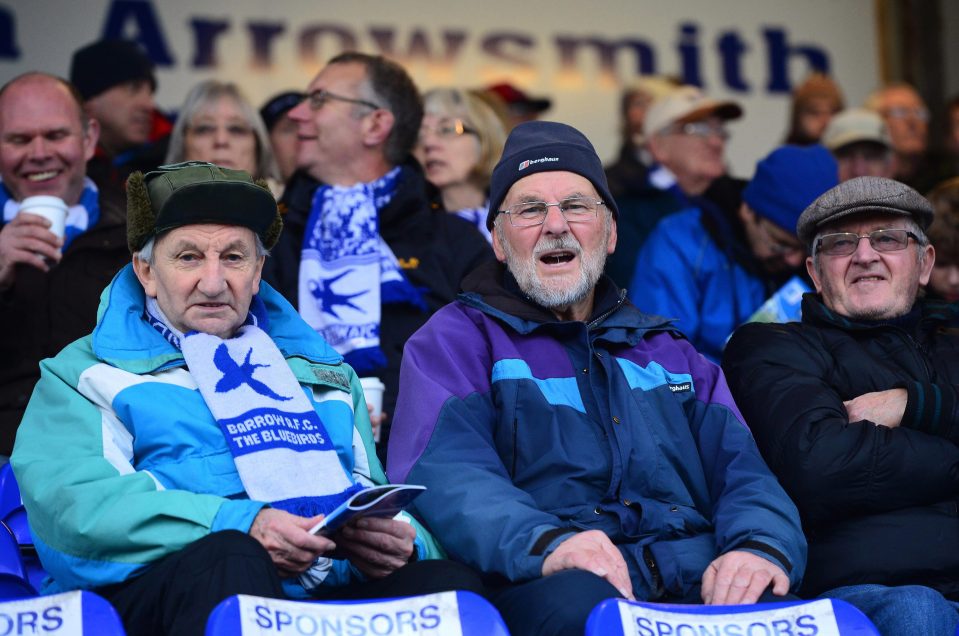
[
  {"left": 672, "top": 121, "right": 729, "bottom": 140},
  {"left": 304, "top": 89, "right": 382, "bottom": 112},
  {"left": 187, "top": 123, "right": 254, "bottom": 138},
  {"left": 816, "top": 229, "right": 919, "bottom": 256},
  {"left": 498, "top": 198, "right": 605, "bottom": 227},
  {"left": 883, "top": 107, "right": 930, "bottom": 122},
  {"left": 418, "top": 118, "right": 478, "bottom": 143}
]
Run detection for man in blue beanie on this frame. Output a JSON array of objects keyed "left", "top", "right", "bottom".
[
  {"left": 631, "top": 144, "right": 838, "bottom": 362},
  {"left": 387, "top": 121, "right": 807, "bottom": 636}
]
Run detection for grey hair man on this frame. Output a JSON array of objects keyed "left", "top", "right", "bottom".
[
  {"left": 12, "top": 161, "right": 481, "bottom": 636},
  {"left": 388, "top": 121, "right": 806, "bottom": 636},
  {"left": 724, "top": 177, "right": 959, "bottom": 634}
]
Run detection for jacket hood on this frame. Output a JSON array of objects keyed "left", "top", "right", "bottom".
[{"left": 92, "top": 264, "right": 343, "bottom": 372}]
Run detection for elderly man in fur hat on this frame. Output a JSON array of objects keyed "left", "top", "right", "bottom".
[{"left": 11, "top": 162, "right": 482, "bottom": 636}]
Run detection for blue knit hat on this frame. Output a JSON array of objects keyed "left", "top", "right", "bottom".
[
  {"left": 742, "top": 144, "right": 838, "bottom": 234},
  {"left": 486, "top": 121, "right": 618, "bottom": 229}
]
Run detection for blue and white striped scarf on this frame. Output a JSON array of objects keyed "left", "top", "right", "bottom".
[
  {"left": 145, "top": 296, "right": 362, "bottom": 519},
  {"left": 453, "top": 204, "right": 492, "bottom": 243},
  {"left": 0, "top": 177, "right": 101, "bottom": 249},
  {"left": 297, "top": 166, "right": 425, "bottom": 375}
]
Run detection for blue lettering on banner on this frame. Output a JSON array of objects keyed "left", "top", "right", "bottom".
[
  {"left": 635, "top": 614, "right": 822, "bottom": 636},
  {"left": 0, "top": 605, "right": 64, "bottom": 635},
  {"left": 0, "top": 0, "right": 836, "bottom": 92},
  {"left": 251, "top": 603, "right": 444, "bottom": 634}
]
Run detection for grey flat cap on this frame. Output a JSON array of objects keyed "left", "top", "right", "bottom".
[{"left": 796, "top": 176, "right": 933, "bottom": 246}]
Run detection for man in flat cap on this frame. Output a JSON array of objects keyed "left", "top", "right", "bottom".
[
  {"left": 388, "top": 121, "right": 806, "bottom": 636},
  {"left": 723, "top": 177, "right": 959, "bottom": 633},
  {"left": 11, "top": 162, "right": 481, "bottom": 636}
]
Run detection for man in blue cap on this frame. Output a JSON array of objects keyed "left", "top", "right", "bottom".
[
  {"left": 387, "top": 121, "right": 806, "bottom": 636},
  {"left": 631, "top": 144, "right": 838, "bottom": 363}
]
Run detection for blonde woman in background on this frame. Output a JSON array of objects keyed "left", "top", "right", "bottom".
[
  {"left": 166, "top": 80, "right": 282, "bottom": 196},
  {"left": 415, "top": 88, "right": 506, "bottom": 242}
]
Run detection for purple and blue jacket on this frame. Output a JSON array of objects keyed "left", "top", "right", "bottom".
[{"left": 387, "top": 263, "right": 805, "bottom": 599}]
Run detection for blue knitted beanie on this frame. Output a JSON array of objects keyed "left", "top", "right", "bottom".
[
  {"left": 743, "top": 144, "right": 838, "bottom": 234},
  {"left": 486, "top": 121, "right": 618, "bottom": 229}
]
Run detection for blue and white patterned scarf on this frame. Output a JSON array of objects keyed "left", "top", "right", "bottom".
[
  {"left": 0, "top": 177, "right": 101, "bottom": 250},
  {"left": 145, "top": 296, "right": 362, "bottom": 518},
  {"left": 298, "top": 167, "right": 425, "bottom": 375},
  {"left": 453, "top": 204, "right": 492, "bottom": 243}
]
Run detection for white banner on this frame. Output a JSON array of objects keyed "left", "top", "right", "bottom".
[
  {"left": 0, "top": 0, "right": 879, "bottom": 175},
  {"left": 617, "top": 599, "right": 842, "bottom": 636},
  {"left": 236, "top": 591, "right": 464, "bottom": 636},
  {"left": 0, "top": 591, "right": 84, "bottom": 636}
]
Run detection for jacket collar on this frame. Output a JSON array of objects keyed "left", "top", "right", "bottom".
[
  {"left": 801, "top": 292, "right": 959, "bottom": 334},
  {"left": 458, "top": 260, "right": 675, "bottom": 341}
]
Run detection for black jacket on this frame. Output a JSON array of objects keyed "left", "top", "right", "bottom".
[
  {"left": 263, "top": 162, "right": 494, "bottom": 436},
  {"left": 0, "top": 195, "right": 130, "bottom": 454},
  {"left": 722, "top": 294, "right": 959, "bottom": 598}
]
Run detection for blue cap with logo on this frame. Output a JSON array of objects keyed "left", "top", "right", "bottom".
[{"left": 486, "top": 121, "right": 618, "bottom": 229}]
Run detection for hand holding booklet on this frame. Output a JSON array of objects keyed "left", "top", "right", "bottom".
[{"left": 309, "top": 484, "right": 426, "bottom": 536}]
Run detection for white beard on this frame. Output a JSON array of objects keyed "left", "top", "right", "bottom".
[{"left": 499, "top": 223, "right": 610, "bottom": 310}]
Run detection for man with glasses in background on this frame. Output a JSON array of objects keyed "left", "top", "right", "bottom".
[
  {"left": 601, "top": 85, "right": 743, "bottom": 288},
  {"left": 723, "top": 177, "right": 959, "bottom": 634},
  {"left": 264, "top": 52, "right": 491, "bottom": 456},
  {"left": 865, "top": 83, "right": 951, "bottom": 193},
  {"left": 387, "top": 121, "right": 807, "bottom": 636},
  {"left": 631, "top": 144, "right": 837, "bottom": 362}
]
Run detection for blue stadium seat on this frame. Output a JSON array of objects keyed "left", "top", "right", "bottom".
[
  {"left": 0, "top": 522, "right": 33, "bottom": 599},
  {"left": 0, "top": 463, "right": 20, "bottom": 521},
  {"left": 205, "top": 590, "right": 510, "bottom": 636},
  {"left": 586, "top": 597, "right": 880, "bottom": 636},
  {"left": 0, "top": 468, "right": 50, "bottom": 592},
  {"left": 0, "top": 590, "right": 126, "bottom": 634}
]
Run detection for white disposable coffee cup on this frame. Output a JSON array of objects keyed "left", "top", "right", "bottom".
[
  {"left": 360, "top": 377, "right": 386, "bottom": 441},
  {"left": 19, "top": 196, "right": 67, "bottom": 240}
]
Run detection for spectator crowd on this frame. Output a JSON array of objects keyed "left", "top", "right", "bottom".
[{"left": 3, "top": 36, "right": 959, "bottom": 636}]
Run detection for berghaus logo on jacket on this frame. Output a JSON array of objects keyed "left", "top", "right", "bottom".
[
  {"left": 668, "top": 382, "right": 692, "bottom": 393},
  {"left": 519, "top": 157, "right": 559, "bottom": 170}
]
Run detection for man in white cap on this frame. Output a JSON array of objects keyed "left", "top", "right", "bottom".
[
  {"left": 821, "top": 108, "right": 895, "bottom": 182},
  {"left": 603, "top": 86, "right": 744, "bottom": 288}
]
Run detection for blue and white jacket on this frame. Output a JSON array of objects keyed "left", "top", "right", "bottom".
[
  {"left": 629, "top": 207, "right": 769, "bottom": 364},
  {"left": 11, "top": 264, "right": 441, "bottom": 594},
  {"left": 387, "top": 262, "right": 805, "bottom": 600}
]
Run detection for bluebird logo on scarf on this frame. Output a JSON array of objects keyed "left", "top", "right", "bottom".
[
  {"left": 214, "top": 345, "right": 293, "bottom": 402},
  {"left": 145, "top": 297, "right": 362, "bottom": 520},
  {"left": 308, "top": 270, "right": 369, "bottom": 318},
  {"left": 298, "top": 166, "right": 425, "bottom": 375}
]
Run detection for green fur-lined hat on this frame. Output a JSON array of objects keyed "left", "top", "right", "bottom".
[{"left": 126, "top": 161, "right": 282, "bottom": 253}]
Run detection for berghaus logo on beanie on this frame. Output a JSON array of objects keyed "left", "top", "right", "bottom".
[{"left": 518, "top": 156, "right": 559, "bottom": 171}]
